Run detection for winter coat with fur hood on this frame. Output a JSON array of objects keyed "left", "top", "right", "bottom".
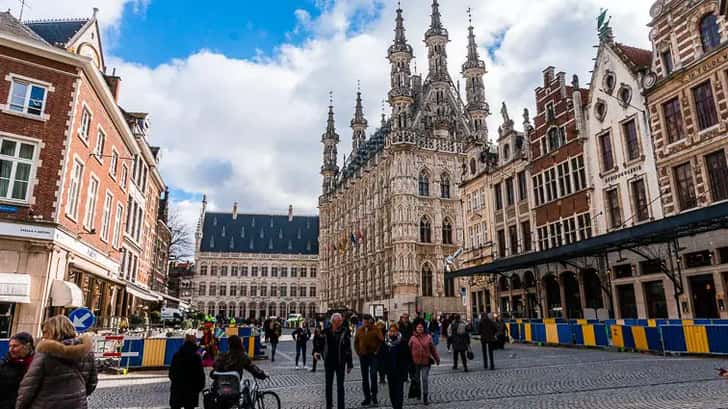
[{"left": 15, "top": 334, "right": 98, "bottom": 409}]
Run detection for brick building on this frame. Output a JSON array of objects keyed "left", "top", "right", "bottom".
[{"left": 0, "top": 10, "right": 169, "bottom": 336}]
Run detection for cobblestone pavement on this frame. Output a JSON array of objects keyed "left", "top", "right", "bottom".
[{"left": 89, "top": 337, "right": 728, "bottom": 409}]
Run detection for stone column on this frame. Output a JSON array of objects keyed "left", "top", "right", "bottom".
[{"left": 558, "top": 275, "right": 568, "bottom": 319}]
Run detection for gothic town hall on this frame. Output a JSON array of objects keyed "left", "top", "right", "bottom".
[{"left": 318, "top": 1, "right": 489, "bottom": 319}]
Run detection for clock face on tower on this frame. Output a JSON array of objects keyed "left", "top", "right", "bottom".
[{"left": 78, "top": 44, "right": 100, "bottom": 69}]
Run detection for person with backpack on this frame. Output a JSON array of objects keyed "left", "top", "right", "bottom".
[
  {"left": 448, "top": 314, "right": 470, "bottom": 372},
  {"left": 292, "top": 322, "right": 311, "bottom": 369},
  {"left": 169, "top": 334, "right": 205, "bottom": 409},
  {"left": 207, "top": 335, "right": 267, "bottom": 409}
]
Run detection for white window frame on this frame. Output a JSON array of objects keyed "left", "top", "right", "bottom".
[
  {"left": 66, "top": 158, "right": 84, "bottom": 220},
  {"left": 0, "top": 135, "right": 39, "bottom": 204},
  {"left": 120, "top": 164, "right": 128, "bottom": 191},
  {"left": 83, "top": 174, "right": 100, "bottom": 231},
  {"left": 93, "top": 126, "right": 106, "bottom": 163},
  {"left": 4, "top": 74, "right": 52, "bottom": 121},
  {"left": 100, "top": 191, "right": 113, "bottom": 242},
  {"left": 78, "top": 104, "right": 92, "bottom": 144},
  {"left": 112, "top": 202, "right": 123, "bottom": 248},
  {"left": 109, "top": 147, "right": 119, "bottom": 179}
]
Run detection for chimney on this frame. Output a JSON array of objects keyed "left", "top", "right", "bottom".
[
  {"left": 104, "top": 71, "right": 122, "bottom": 102},
  {"left": 232, "top": 202, "right": 238, "bottom": 220},
  {"left": 288, "top": 204, "right": 293, "bottom": 222},
  {"left": 543, "top": 66, "right": 555, "bottom": 87},
  {"left": 557, "top": 72, "right": 567, "bottom": 98}
]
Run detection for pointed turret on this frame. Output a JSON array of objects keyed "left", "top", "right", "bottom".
[
  {"left": 387, "top": 5, "right": 415, "bottom": 146},
  {"left": 321, "top": 97, "right": 340, "bottom": 195},
  {"left": 462, "top": 9, "right": 489, "bottom": 140},
  {"left": 350, "top": 87, "right": 367, "bottom": 156},
  {"left": 425, "top": 0, "right": 450, "bottom": 83}
]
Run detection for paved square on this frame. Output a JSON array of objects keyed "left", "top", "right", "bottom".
[{"left": 89, "top": 338, "right": 728, "bottom": 409}]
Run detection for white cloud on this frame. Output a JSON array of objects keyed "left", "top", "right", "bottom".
[
  {"left": 0, "top": 0, "right": 145, "bottom": 26},
  {"left": 100, "top": 1, "right": 653, "bottom": 229}
]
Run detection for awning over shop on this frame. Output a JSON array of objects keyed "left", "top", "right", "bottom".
[
  {"left": 126, "top": 283, "right": 160, "bottom": 302},
  {"left": 446, "top": 201, "right": 728, "bottom": 279},
  {"left": 50, "top": 279, "right": 84, "bottom": 307},
  {"left": 0, "top": 273, "right": 31, "bottom": 303},
  {"left": 69, "top": 258, "right": 124, "bottom": 285}
]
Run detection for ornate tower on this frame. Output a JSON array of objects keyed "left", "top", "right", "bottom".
[
  {"left": 321, "top": 100, "right": 340, "bottom": 195},
  {"left": 462, "top": 10, "right": 489, "bottom": 141},
  {"left": 387, "top": 5, "right": 415, "bottom": 145},
  {"left": 425, "top": 0, "right": 449, "bottom": 82},
  {"left": 350, "top": 87, "right": 367, "bottom": 156}
]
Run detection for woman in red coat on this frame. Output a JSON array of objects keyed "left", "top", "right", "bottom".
[{"left": 408, "top": 322, "right": 440, "bottom": 405}]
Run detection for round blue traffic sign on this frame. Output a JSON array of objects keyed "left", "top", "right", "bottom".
[{"left": 68, "top": 307, "right": 96, "bottom": 333}]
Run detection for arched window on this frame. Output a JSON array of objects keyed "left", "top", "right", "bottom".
[
  {"left": 469, "top": 158, "right": 477, "bottom": 175},
  {"left": 238, "top": 303, "right": 246, "bottom": 318},
  {"left": 421, "top": 264, "right": 433, "bottom": 296},
  {"left": 700, "top": 14, "right": 721, "bottom": 52},
  {"left": 227, "top": 302, "right": 236, "bottom": 319},
  {"left": 420, "top": 216, "right": 432, "bottom": 243},
  {"left": 280, "top": 302, "right": 287, "bottom": 317},
  {"left": 442, "top": 218, "right": 453, "bottom": 245},
  {"left": 418, "top": 171, "right": 430, "bottom": 196},
  {"left": 440, "top": 173, "right": 450, "bottom": 198},
  {"left": 268, "top": 304, "right": 276, "bottom": 318},
  {"left": 503, "top": 144, "right": 510, "bottom": 161}
]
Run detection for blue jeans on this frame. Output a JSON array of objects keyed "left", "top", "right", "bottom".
[
  {"left": 295, "top": 343, "right": 307, "bottom": 366},
  {"left": 432, "top": 332, "right": 440, "bottom": 346}
]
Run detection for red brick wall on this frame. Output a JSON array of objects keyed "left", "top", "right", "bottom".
[
  {"left": 57, "top": 71, "right": 133, "bottom": 261},
  {"left": 0, "top": 46, "right": 77, "bottom": 222}
]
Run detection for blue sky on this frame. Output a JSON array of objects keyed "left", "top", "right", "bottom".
[{"left": 110, "top": 0, "right": 323, "bottom": 65}]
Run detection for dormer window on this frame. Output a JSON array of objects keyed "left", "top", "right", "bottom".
[
  {"left": 545, "top": 102, "right": 555, "bottom": 122},
  {"left": 603, "top": 71, "right": 617, "bottom": 94},
  {"left": 595, "top": 100, "right": 607, "bottom": 121},
  {"left": 618, "top": 85, "right": 632, "bottom": 107},
  {"left": 503, "top": 144, "right": 510, "bottom": 161}
]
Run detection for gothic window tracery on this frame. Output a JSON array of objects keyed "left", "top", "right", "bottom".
[
  {"left": 420, "top": 216, "right": 432, "bottom": 243},
  {"left": 418, "top": 170, "right": 430, "bottom": 196},
  {"left": 700, "top": 13, "right": 721, "bottom": 52}
]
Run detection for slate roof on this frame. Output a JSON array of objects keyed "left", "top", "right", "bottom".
[
  {"left": 200, "top": 212, "right": 319, "bottom": 255},
  {"left": 338, "top": 123, "right": 389, "bottom": 185},
  {"left": 24, "top": 18, "right": 87, "bottom": 47},
  {"left": 0, "top": 12, "right": 49, "bottom": 45},
  {"left": 614, "top": 43, "right": 652, "bottom": 72}
]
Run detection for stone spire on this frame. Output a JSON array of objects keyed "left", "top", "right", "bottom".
[
  {"left": 425, "top": 0, "right": 450, "bottom": 82},
  {"left": 350, "top": 85, "right": 367, "bottom": 156},
  {"left": 321, "top": 94, "right": 340, "bottom": 195},
  {"left": 461, "top": 8, "right": 488, "bottom": 140},
  {"left": 387, "top": 5, "right": 415, "bottom": 145}
]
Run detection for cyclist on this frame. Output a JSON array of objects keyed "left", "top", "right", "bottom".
[{"left": 213, "top": 335, "right": 267, "bottom": 380}]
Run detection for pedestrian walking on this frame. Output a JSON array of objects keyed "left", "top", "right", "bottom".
[
  {"left": 169, "top": 333, "right": 205, "bottom": 409},
  {"left": 292, "top": 322, "right": 311, "bottom": 369},
  {"left": 408, "top": 322, "right": 440, "bottom": 405},
  {"left": 495, "top": 314, "right": 508, "bottom": 349},
  {"left": 428, "top": 318, "right": 440, "bottom": 346},
  {"left": 397, "top": 313, "right": 415, "bottom": 383},
  {"left": 16, "top": 315, "right": 97, "bottom": 409},
  {"left": 200, "top": 325, "right": 218, "bottom": 367},
  {"left": 478, "top": 312, "right": 497, "bottom": 370},
  {"left": 354, "top": 314, "right": 384, "bottom": 406},
  {"left": 0, "top": 332, "right": 34, "bottom": 409},
  {"left": 448, "top": 314, "right": 470, "bottom": 372},
  {"left": 213, "top": 335, "right": 267, "bottom": 378},
  {"left": 310, "top": 327, "right": 326, "bottom": 373},
  {"left": 375, "top": 319, "right": 388, "bottom": 384},
  {"left": 380, "top": 325, "right": 408, "bottom": 409},
  {"left": 269, "top": 319, "right": 282, "bottom": 362},
  {"left": 314, "top": 313, "right": 353, "bottom": 409},
  {"left": 442, "top": 315, "right": 452, "bottom": 352}
]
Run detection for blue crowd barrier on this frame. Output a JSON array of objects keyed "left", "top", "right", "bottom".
[{"left": 0, "top": 339, "right": 8, "bottom": 356}]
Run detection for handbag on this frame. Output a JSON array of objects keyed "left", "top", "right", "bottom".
[
  {"left": 466, "top": 345, "right": 474, "bottom": 360},
  {"left": 407, "top": 379, "right": 421, "bottom": 399}
]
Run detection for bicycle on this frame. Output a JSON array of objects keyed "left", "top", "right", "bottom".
[{"left": 204, "top": 371, "right": 281, "bottom": 409}]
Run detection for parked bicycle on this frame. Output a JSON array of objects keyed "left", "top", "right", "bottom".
[{"left": 203, "top": 371, "right": 280, "bottom": 409}]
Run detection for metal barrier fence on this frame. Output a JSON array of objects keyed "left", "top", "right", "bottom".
[
  {"left": 508, "top": 319, "right": 728, "bottom": 355},
  {"left": 0, "top": 327, "right": 265, "bottom": 369}
]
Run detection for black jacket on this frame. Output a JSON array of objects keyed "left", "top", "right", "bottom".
[
  {"left": 0, "top": 352, "right": 31, "bottom": 409},
  {"left": 312, "top": 333, "right": 326, "bottom": 354},
  {"left": 292, "top": 327, "right": 311, "bottom": 345},
  {"left": 478, "top": 318, "right": 498, "bottom": 343},
  {"left": 213, "top": 349, "right": 266, "bottom": 379},
  {"left": 169, "top": 342, "right": 205, "bottom": 409},
  {"left": 322, "top": 326, "right": 353, "bottom": 370},
  {"left": 379, "top": 333, "right": 409, "bottom": 378},
  {"left": 449, "top": 320, "right": 471, "bottom": 352}
]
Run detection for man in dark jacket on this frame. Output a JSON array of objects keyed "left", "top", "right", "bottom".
[
  {"left": 0, "top": 332, "right": 33, "bottom": 409},
  {"left": 354, "top": 314, "right": 384, "bottom": 406},
  {"left": 478, "top": 313, "right": 497, "bottom": 370},
  {"left": 397, "top": 313, "right": 416, "bottom": 382},
  {"left": 169, "top": 334, "right": 205, "bottom": 409},
  {"left": 315, "top": 313, "right": 353, "bottom": 409},
  {"left": 380, "top": 324, "right": 408, "bottom": 409},
  {"left": 292, "top": 322, "right": 312, "bottom": 369}
]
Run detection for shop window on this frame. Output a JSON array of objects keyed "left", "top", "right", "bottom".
[
  {"left": 640, "top": 259, "right": 663, "bottom": 276},
  {"left": 613, "top": 264, "right": 633, "bottom": 279},
  {"left": 684, "top": 250, "right": 712, "bottom": 268}
]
